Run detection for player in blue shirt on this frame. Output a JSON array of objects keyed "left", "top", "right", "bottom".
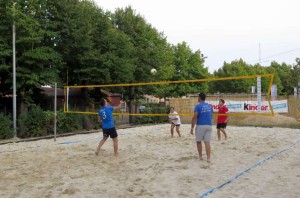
[
  {"left": 95, "top": 98, "right": 123, "bottom": 157},
  {"left": 190, "top": 93, "right": 213, "bottom": 163}
]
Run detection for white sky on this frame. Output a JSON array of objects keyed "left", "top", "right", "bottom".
[{"left": 94, "top": 0, "right": 300, "bottom": 72}]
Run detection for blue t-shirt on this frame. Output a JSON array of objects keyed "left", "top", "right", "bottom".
[
  {"left": 98, "top": 106, "right": 114, "bottom": 129},
  {"left": 194, "top": 102, "right": 213, "bottom": 126}
]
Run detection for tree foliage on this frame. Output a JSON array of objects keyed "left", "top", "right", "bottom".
[
  {"left": 211, "top": 59, "right": 299, "bottom": 95},
  {"left": 0, "top": 0, "right": 298, "bottom": 130}
]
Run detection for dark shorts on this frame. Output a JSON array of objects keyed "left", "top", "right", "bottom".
[
  {"left": 217, "top": 123, "right": 227, "bottom": 129},
  {"left": 102, "top": 127, "right": 118, "bottom": 139}
]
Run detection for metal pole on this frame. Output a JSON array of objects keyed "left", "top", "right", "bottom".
[
  {"left": 66, "top": 87, "right": 69, "bottom": 112},
  {"left": 12, "top": 10, "right": 17, "bottom": 138},
  {"left": 257, "top": 77, "right": 262, "bottom": 112},
  {"left": 259, "top": 43, "right": 261, "bottom": 65},
  {"left": 54, "top": 83, "right": 57, "bottom": 141}
]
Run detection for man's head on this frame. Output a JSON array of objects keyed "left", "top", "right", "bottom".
[
  {"left": 219, "top": 99, "right": 225, "bottom": 105},
  {"left": 170, "top": 107, "right": 175, "bottom": 113},
  {"left": 99, "top": 98, "right": 107, "bottom": 107},
  {"left": 198, "top": 93, "right": 206, "bottom": 102}
]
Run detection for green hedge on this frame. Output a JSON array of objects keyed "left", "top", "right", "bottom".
[
  {"left": 135, "top": 105, "right": 169, "bottom": 124},
  {"left": 19, "top": 106, "right": 48, "bottom": 137},
  {"left": 18, "top": 106, "right": 100, "bottom": 138},
  {"left": 0, "top": 114, "right": 14, "bottom": 139}
]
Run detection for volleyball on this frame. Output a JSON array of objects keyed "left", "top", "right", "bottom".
[{"left": 150, "top": 68, "right": 157, "bottom": 75}]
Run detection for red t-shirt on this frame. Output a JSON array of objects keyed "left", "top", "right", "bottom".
[{"left": 217, "top": 105, "right": 228, "bottom": 123}]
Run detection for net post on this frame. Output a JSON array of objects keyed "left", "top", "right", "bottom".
[
  {"left": 257, "top": 76, "right": 262, "bottom": 112},
  {"left": 66, "top": 87, "right": 69, "bottom": 112},
  {"left": 54, "top": 83, "right": 57, "bottom": 142}
]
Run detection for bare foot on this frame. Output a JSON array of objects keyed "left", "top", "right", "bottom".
[
  {"left": 199, "top": 156, "right": 204, "bottom": 160},
  {"left": 207, "top": 159, "right": 211, "bottom": 163},
  {"left": 95, "top": 151, "right": 99, "bottom": 156}
]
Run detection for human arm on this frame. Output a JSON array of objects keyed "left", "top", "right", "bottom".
[
  {"left": 190, "top": 112, "right": 198, "bottom": 135},
  {"left": 98, "top": 115, "right": 102, "bottom": 124},
  {"left": 169, "top": 117, "right": 178, "bottom": 121},
  {"left": 170, "top": 111, "right": 179, "bottom": 120},
  {"left": 168, "top": 111, "right": 178, "bottom": 121},
  {"left": 224, "top": 106, "right": 229, "bottom": 123},
  {"left": 113, "top": 101, "right": 124, "bottom": 110}
]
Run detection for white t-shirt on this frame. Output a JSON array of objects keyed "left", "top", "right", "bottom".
[{"left": 168, "top": 111, "right": 181, "bottom": 125}]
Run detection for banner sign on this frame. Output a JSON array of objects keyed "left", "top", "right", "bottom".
[
  {"left": 271, "top": 84, "right": 277, "bottom": 99},
  {"left": 208, "top": 100, "right": 288, "bottom": 113},
  {"left": 251, "top": 86, "right": 256, "bottom": 94}
]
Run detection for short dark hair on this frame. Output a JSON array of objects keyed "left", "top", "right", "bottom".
[
  {"left": 99, "top": 98, "right": 106, "bottom": 107},
  {"left": 199, "top": 93, "right": 206, "bottom": 101},
  {"left": 169, "top": 107, "right": 175, "bottom": 113},
  {"left": 220, "top": 99, "right": 225, "bottom": 104}
]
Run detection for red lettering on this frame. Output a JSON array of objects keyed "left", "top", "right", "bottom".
[
  {"left": 248, "top": 105, "right": 257, "bottom": 110},
  {"left": 211, "top": 104, "right": 219, "bottom": 110}
]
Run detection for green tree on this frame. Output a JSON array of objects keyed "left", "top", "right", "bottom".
[
  {"left": 112, "top": 6, "right": 173, "bottom": 84},
  {"left": 292, "top": 58, "right": 300, "bottom": 88},
  {"left": 212, "top": 59, "right": 255, "bottom": 93},
  {"left": 171, "top": 42, "right": 209, "bottom": 96},
  {"left": 112, "top": 6, "right": 175, "bottom": 122},
  {"left": 9, "top": 0, "right": 63, "bottom": 106},
  {"left": 0, "top": 0, "right": 15, "bottom": 97},
  {"left": 266, "top": 61, "right": 294, "bottom": 95}
]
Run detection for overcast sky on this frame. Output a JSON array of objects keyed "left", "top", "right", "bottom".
[{"left": 94, "top": 0, "right": 300, "bottom": 73}]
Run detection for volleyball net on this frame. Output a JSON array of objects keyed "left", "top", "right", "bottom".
[{"left": 63, "top": 74, "right": 279, "bottom": 121}]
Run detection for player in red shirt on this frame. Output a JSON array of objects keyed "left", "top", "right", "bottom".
[{"left": 217, "top": 99, "right": 228, "bottom": 141}]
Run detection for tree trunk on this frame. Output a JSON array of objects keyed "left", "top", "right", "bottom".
[
  {"left": 17, "top": 97, "right": 28, "bottom": 138},
  {"left": 129, "top": 86, "right": 135, "bottom": 124}
]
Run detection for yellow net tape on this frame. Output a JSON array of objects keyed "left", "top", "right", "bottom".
[{"left": 64, "top": 74, "right": 275, "bottom": 117}]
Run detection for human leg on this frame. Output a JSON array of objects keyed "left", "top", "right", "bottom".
[
  {"left": 204, "top": 141, "right": 211, "bottom": 163},
  {"left": 170, "top": 124, "right": 175, "bottom": 137},
  {"left": 176, "top": 125, "right": 181, "bottom": 137},
  {"left": 204, "top": 126, "right": 212, "bottom": 162},
  {"left": 95, "top": 136, "right": 108, "bottom": 155},
  {"left": 197, "top": 141, "right": 203, "bottom": 160},
  {"left": 221, "top": 128, "right": 227, "bottom": 140},
  {"left": 217, "top": 128, "right": 221, "bottom": 141},
  {"left": 195, "top": 125, "right": 205, "bottom": 160},
  {"left": 112, "top": 137, "right": 118, "bottom": 157}
]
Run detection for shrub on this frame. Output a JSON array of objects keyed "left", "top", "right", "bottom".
[
  {"left": 19, "top": 105, "right": 48, "bottom": 137},
  {"left": 0, "top": 114, "right": 14, "bottom": 139},
  {"left": 18, "top": 107, "right": 100, "bottom": 138},
  {"left": 135, "top": 109, "right": 154, "bottom": 124},
  {"left": 135, "top": 105, "right": 169, "bottom": 124},
  {"left": 56, "top": 111, "right": 82, "bottom": 133}
]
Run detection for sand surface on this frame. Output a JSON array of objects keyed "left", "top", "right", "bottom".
[{"left": 0, "top": 124, "right": 299, "bottom": 198}]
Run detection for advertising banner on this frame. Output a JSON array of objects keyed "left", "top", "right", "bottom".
[
  {"left": 208, "top": 100, "right": 288, "bottom": 113},
  {"left": 271, "top": 84, "right": 277, "bottom": 100}
]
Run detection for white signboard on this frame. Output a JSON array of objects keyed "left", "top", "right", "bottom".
[
  {"left": 251, "top": 86, "right": 256, "bottom": 94},
  {"left": 208, "top": 100, "right": 288, "bottom": 113},
  {"left": 257, "top": 77, "right": 261, "bottom": 112},
  {"left": 271, "top": 84, "right": 277, "bottom": 100}
]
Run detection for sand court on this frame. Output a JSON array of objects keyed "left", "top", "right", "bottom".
[{"left": 0, "top": 124, "right": 299, "bottom": 198}]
